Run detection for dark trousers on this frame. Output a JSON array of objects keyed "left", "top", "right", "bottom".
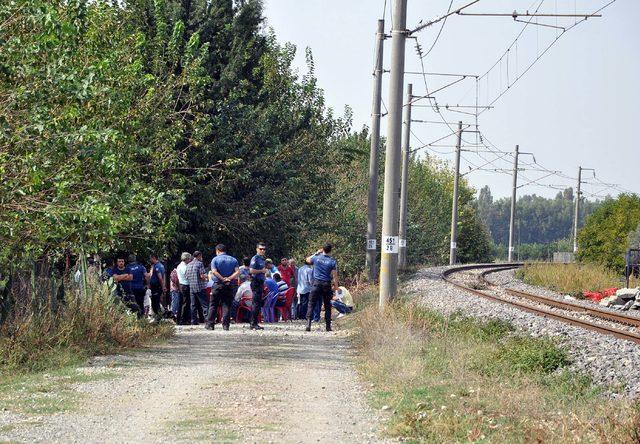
[
  {"left": 297, "top": 292, "right": 310, "bottom": 319},
  {"left": 132, "top": 288, "right": 146, "bottom": 318},
  {"left": 208, "top": 283, "right": 236, "bottom": 327},
  {"left": 190, "top": 290, "right": 209, "bottom": 325},
  {"left": 307, "top": 281, "right": 333, "bottom": 325},
  {"left": 250, "top": 279, "right": 264, "bottom": 326},
  {"left": 150, "top": 282, "right": 162, "bottom": 317},
  {"left": 179, "top": 284, "right": 191, "bottom": 325}
]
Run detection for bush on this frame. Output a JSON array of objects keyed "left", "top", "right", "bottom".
[
  {"left": 0, "top": 271, "right": 172, "bottom": 373},
  {"left": 577, "top": 194, "right": 640, "bottom": 271}
]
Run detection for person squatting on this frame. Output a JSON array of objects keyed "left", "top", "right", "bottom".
[{"left": 101, "top": 242, "right": 349, "bottom": 331}]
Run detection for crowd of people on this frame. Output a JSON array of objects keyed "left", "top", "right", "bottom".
[{"left": 101, "top": 242, "right": 352, "bottom": 332}]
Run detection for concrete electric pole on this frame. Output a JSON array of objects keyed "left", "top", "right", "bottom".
[
  {"left": 365, "top": 19, "right": 385, "bottom": 282},
  {"left": 379, "top": 0, "right": 407, "bottom": 308},
  {"left": 449, "top": 121, "right": 463, "bottom": 265},
  {"left": 573, "top": 167, "right": 595, "bottom": 253},
  {"left": 573, "top": 166, "right": 582, "bottom": 254},
  {"left": 398, "top": 83, "right": 413, "bottom": 271},
  {"left": 508, "top": 145, "right": 519, "bottom": 262}
]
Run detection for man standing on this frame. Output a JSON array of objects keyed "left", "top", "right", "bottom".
[
  {"left": 249, "top": 242, "right": 268, "bottom": 330},
  {"left": 126, "top": 254, "right": 147, "bottom": 318},
  {"left": 305, "top": 243, "right": 338, "bottom": 332},
  {"left": 208, "top": 244, "right": 240, "bottom": 331},
  {"left": 186, "top": 251, "right": 208, "bottom": 325},
  {"left": 288, "top": 258, "right": 298, "bottom": 319},
  {"left": 277, "top": 258, "right": 294, "bottom": 287},
  {"left": 110, "top": 257, "right": 139, "bottom": 314},
  {"left": 176, "top": 252, "right": 192, "bottom": 325},
  {"left": 296, "top": 260, "right": 313, "bottom": 320},
  {"left": 148, "top": 254, "right": 166, "bottom": 320}
]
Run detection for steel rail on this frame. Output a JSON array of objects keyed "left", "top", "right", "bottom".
[
  {"left": 442, "top": 264, "right": 640, "bottom": 344},
  {"left": 479, "top": 269, "right": 640, "bottom": 328}
]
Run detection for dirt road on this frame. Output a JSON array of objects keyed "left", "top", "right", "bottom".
[{"left": 0, "top": 321, "right": 385, "bottom": 443}]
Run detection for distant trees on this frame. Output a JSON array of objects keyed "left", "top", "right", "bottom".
[
  {"left": 477, "top": 187, "right": 601, "bottom": 247},
  {"left": 577, "top": 194, "right": 640, "bottom": 271}
]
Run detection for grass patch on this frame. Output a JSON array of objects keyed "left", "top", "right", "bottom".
[
  {"left": 516, "top": 262, "right": 637, "bottom": 296},
  {"left": 353, "top": 289, "right": 640, "bottom": 442},
  {"left": 167, "top": 407, "right": 239, "bottom": 443},
  {"left": 0, "top": 365, "right": 118, "bottom": 415},
  {"left": 0, "top": 275, "right": 174, "bottom": 375}
]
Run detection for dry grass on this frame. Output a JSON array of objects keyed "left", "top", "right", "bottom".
[
  {"left": 518, "top": 263, "right": 639, "bottom": 297},
  {"left": 0, "top": 274, "right": 173, "bottom": 374},
  {"left": 353, "top": 290, "right": 640, "bottom": 443}
]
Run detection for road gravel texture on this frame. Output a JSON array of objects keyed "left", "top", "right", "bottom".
[
  {"left": 0, "top": 322, "right": 387, "bottom": 444},
  {"left": 404, "top": 266, "right": 640, "bottom": 399}
]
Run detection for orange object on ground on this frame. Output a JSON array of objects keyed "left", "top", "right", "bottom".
[
  {"left": 583, "top": 291, "right": 604, "bottom": 302},
  {"left": 602, "top": 287, "right": 618, "bottom": 297}
]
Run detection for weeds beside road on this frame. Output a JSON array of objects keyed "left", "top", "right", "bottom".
[
  {"left": 352, "top": 286, "right": 640, "bottom": 442},
  {"left": 0, "top": 275, "right": 173, "bottom": 376},
  {"left": 517, "top": 262, "right": 638, "bottom": 297}
]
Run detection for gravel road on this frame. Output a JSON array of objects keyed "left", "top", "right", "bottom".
[
  {"left": 405, "top": 266, "right": 640, "bottom": 398},
  {"left": 0, "top": 322, "right": 386, "bottom": 443}
]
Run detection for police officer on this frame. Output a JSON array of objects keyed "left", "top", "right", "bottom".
[
  {"left": 126, "top": 254, "right": 147, "bottom": 318},
  {"left": 305, "top": 243, "right": 338, "bottom": 332},
  {"left": 207, "top": 244, "right": 240, "bottom": 331},
  {"left": 249, "top": 242, "right": 268, "bottom": 330}
]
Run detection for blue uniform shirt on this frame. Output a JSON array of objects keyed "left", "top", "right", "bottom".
[
  {"left": 126, "top": 263, "right": 147, "bottom": 290},
  {"left": 250, "top": 254, "right": 266, "bottom": 282},
  {"left": 311, "top": 254, "right": 337, "bottom": 282},
  {"left": 210, "top": 254, "right": 239, "bottom": 283},
  {"left": 150, "top": 262, "right": 165, "bottom": 285}
]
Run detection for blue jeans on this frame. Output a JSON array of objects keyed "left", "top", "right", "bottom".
[
  {"left": 331, "top": 300, "right": 352, "bottom": 314},
  {"left": 190, "top": 290, "right": 209, "bottom": 325},
  {"left": 170, "top": 290, "right": 181, "bottom": 316}
]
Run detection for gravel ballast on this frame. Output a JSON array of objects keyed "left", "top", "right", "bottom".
[{"left": 404, "top": 266, "right": 640, "bottom": 398}]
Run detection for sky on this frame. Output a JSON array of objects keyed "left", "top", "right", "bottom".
[{"left": 262, "top": 0, "right": 638, "bottom": 199}]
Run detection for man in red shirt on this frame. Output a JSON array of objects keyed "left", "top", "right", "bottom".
[{"left": 277, "top": 258, "right": 294, "bottom": 287}]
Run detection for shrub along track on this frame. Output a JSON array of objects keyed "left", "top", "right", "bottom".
[{"left": 442, "top": 264, "right": 640, "bottom": 344}]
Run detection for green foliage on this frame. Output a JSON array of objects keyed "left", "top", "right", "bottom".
[
  {"left": 577, "top": 194, "right": 640, "bottom": 270},
  {"left": 407, "top": 156, "right": 493, "bottom": 265},
  {"left": 477, "top": 185, "right": 601, "bottom": 246},
  {"left": 0, "top": 0, "right": 209, "bottom": 263},
  {"left": 1, "top": 0, "right": 494, "bottom": 281}
]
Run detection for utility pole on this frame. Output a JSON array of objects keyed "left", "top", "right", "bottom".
[
  {"left": 398, "top": 83, "right": 413, "bottom": 271},
  {"left": 379, "top": 0, "right": 407, "bottom": 308},
  {"left": 508, "top": 145, "right": 519, "bottom": 262},
  {"left": 573, "top": 167, "right": 595, "bottom": 253},
  {"left": 365, "top": 19, "right": 385, "bottom": 282},
  {"left": 573, "top": 166, "right": 582, "bottom": 253},
  {"left": 449, "top": 121, "right": 463, "bottom": 265}
]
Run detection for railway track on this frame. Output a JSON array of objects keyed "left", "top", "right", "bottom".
[{"left": 442, "top": 264, "right": 640, "bottom": 344}]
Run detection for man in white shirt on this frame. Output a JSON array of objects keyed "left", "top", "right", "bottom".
[{"left": 176, "top": 252, "right": 192, "bottom": 324}]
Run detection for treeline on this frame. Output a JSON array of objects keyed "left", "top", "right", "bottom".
[
  {"left": 0, "top": 0, "right": 492, "bottom": 279},
  {"left": 476, "top": 186, "right": 601, "bottom": 247}
]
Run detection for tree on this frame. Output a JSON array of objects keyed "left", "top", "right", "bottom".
[
  {"left": 0, "top": 0, "right": 208, "bottom": 266},
  {"left": 577, "top": 194, "right": 640, "bottom": 271}
]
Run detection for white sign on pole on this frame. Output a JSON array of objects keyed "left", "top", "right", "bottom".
[
  {"left": 367, "top": 239, "right": 377, "bottom": 250},
  {"left": 399, "top": 239, "right": 407, "bottom": 248},
  {"left": 450, "top": 241, "right": 457, "bottom": 249},
  {"left": 382, "top": 236, "right": 399, "bottom": 253}
]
